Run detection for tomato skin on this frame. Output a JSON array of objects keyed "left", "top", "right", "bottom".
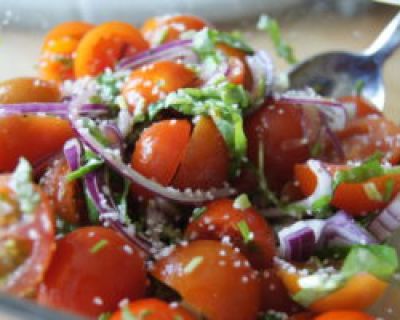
[
  {"left": 141, "top": 15, "right": 206, "bottom": 46},
  {"left": 185, "top": 199, "right": 276, "bottom": 270},
  {"left": 245, "top": 103, "right": 314, "bottom": 192},
  {"left": 339, "top": 96, "right": 381, "bottom": 118},
  {"left": 110, "top": 299, "right": 196, "bottom": 320},
  {"left": 38, "top": 226, "right": 147, "bottom": 318},
  {"left": 0, "top": 115, "right": 74, "bottom": 172},
  {"left": 0, "top": 78, "right": 61, "bottom": 103},
  {"left": 122, "top": 60, "right": 197, "bottom": 114},
  {"left": 172, "top": 116, "right": 229, "bottom": 190},
  {"left": 74, "top": 21, "right": 149, "bottom": 78},
  {"left": 131, "top": 119, "right": 191, "bottom": 187},
  {"left": 152, "top": 240, "right": 261, "bottom": 320},
  {"left": 314, "top": 311, "right": 374, "bottom": 320}
]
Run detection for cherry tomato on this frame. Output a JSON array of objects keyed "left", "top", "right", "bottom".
[
  {"left": 314, "top": 311, "right": 374, "bottom": 320},
  {"left": 40, "top": 156, "right": 84, "bottom": 224},
  {"left": 74, "top": 21, "right": 149, "bottom": 78},
  {"left": 0, "top": 78, "right": 61, "bottom": 103},
  {"left": 39, "top": 21, "right": 93, "bottom": 82},
  {"left": 38, "top": 226, "right": 147, "bottom": 318},
  {"left": 0, "top": 174, "right": 55, "bottom": 296},
  {"left": 330, "top": 115, "right": 400, "bottom": 164},
  {"left": 276, "top": 266, "right": 388, "bottom": 312},
  {"left": 245, "top": 103, "right": 318, "bottom": 192},
  {"left": 110, "top": 299, "right": 196, "bottom": 320},
  {"left": 0, "top": 115, "right": 74, "bottom": 172},
  {"left": 131, "top": 119, "right": 191, "bottom": 187},
  {"left": 295, "top": 162, "right": 400, "bottom": 215},
  {"left": 185, "top": 198, "right": 276, "bottom": 269},
  {"left": 339, "top": 96, "right": 381, "bottom": 118},
  {"left": 152, "top": 240, "right": 261, "bottom": 320},
  {"left": 141, "top": 15, "right": 207, "bottom": 46},
  {"left": 121, "top": 60, "right": 197, "bottom": 114},
  {"left": 172, "top": 116, "right": 229, "bottom": 190}
]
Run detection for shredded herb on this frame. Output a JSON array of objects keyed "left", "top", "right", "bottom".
[
  {"left": 237, "top": 220, "right": 254, "bottom": 244},
  {"left": 257, "top": 14, "right": 296, "bottom": 64},
  {"left": 98, "top": 312, "right": 112, "bottom": 320},
  {"left": 66, "top": 150, "right": 104, "bottom": 182},
  {"left": 353, "top": 79, "right": 365, "bottom": 96},
  {"left": 183, "top": 256, "right": 204, "bottom": 274},
  {"left": 96, "top": 70, "right": 130, "bottom": 105},
  {"left": 80, "top": 118, "right": 110, "bottom": 147},
  {"left": 153, "top": 27, "right": 169, "bottom": 46},
  {"left": 90, "top": 239, "right": 109, "bottom": 254},
  {"left": 9, "top": 158, "right": 40, "bottom": 215},
  {"left": 383, "top": 178, "right": 395, "bottom": 202},
  {"left": 85, "top": 191, "right": 100, "bottom": 224},
  {"left": 311, "top": 195, "right": 332, "bottom": 217},
  {"left": 233, "top": 194, "right": 252, "bottom": 210},
  {"left": 121, "top": 306, "right": 138, "bottom": 320},
  {"left": 192, "top": 207, "right": 206, "bottom": 220},
  {"left": 363, "top": 182, "right": 383, "bottom": 202}
]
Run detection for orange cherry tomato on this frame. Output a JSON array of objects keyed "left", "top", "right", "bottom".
[
  {"left": 40, "top": 156, "right": 84, "bottom": 224},
  {"left": 294, "top": 162, "right": 400, "bottom": 215},
  {"left": 245, "top": 103, "right": 316, "bottom": 192},
  {"left": 276, "top": 266, "right": 388, "bottom": 312},
  {"left": 141, "top": 15, "right": 207, "bottom": 46},
  {"left": 314, "top": 311, "right": 374, "bottom": 320},
  {"left": 39, "top": 21, "right": 93, "bottom": 82},
  {"left": 74, "top": 21, "right": 149, "bottom": 78},
  {"left": 172, "top": 116, "right": 229, "bottom": 190},
  {"left": 131, "top": 119, "right": 191, "bottom": 187},
  {"left": 110, "top": 299, "right": 196, "bottom": 320},
  {"left": 0, "top": 115, "right": 74, "bottom": 172},
  {"left": 0, "top": 78, "right": 61, "bottom": 103},
  {"left": 38, "top": 226, "right": 147, "bottom": 318},
  {"left": 0, "top": 174, "right": 55, "bottom": 297},
  {"left": 185, "top": 198, "right": 276, "bottom": 270},
  {"left": 152, "top": 240, "right": 261, "bottom": 320},
  {"left": 330, "top": 115, "right": 400, "bottom": 164},
  {"left": 121, "top": 60, "right": 197, "bottom": 114},
  {"left": 339, "top": 96, "right": 381, "bottom": 118}
]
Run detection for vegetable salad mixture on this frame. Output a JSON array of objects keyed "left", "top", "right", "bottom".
[{"left": 0, "top": 13, "right": 398, "bottom": 320}]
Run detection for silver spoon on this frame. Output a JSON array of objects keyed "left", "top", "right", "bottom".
[{"left": 288, "top": 11, "right": 400, "bottom": 110}]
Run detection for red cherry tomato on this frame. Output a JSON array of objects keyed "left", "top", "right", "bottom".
[
  {"left": 185, "top": 198, "right": 276, "bottom": 269},
  {"left": 0, "top": 174, "right": 55, "bottom": 296},
  {"left": 152, "top": 240, "right": 261, "bottom": 320},
  {"left": 122, "top": 60, "right": 197, "bottom": 114},
  {"left": 172, "top": 116, "right": 230, "bottom": 190},
  {"left": 141, "top": 15, "right": 207, "bottom": 46},
  {"left": 38, "top": 226, "right": 147, "bottom": 318},
  {"left": 110, "top": 299, "right": 196, "bottom": 320}
]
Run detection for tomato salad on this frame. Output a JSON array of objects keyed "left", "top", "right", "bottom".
[{"left": 0, "top": 14, "right": 399, "bottom": 320}]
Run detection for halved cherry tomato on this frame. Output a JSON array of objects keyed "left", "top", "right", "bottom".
[
  {"left": 185, "top": 198, "right": 276, "bottom": 270},
  {"left": 294, "top": 162, "right": 400, "bottom": 215},
  {"left": 0, "top": 174, "right": 55, "bottom": 296},
  {"left": 110, "top": 299, "right": 196, "bottom": 320},
  {"left": 246, "top": 103, "right": 318, "bottom": 192},
  {"left": 131, "top": 119, "right": 191, "bottom": 186},
  {"left": 329, "top": 115, "right": 400, "bottom": 164},
  {"left": 339, "top": 96, "right": 381, "bottom": 118},
  {"left": 172, "top": 116, "right": 229, "bottom": 190},
  {"left": 0, "top": 115, "right": 74, "bottom": 172},
  {"left": 0, "top": 78, "right": 61, "bottom": 103},
  {"left": 121, "top": 60, "right": 197, "bottom": 114},
  {"left": 141, "top": 15, "right": 207, "bottom": 46},
  {"left": 276, "top": 266, "right": 388, "bottom": 312},
  {"left": 314, "top": 310, "right": 374, "bottom": 320},
  {"left": 40, "top": 156, "right": 84, "bottom": 224},
  {"left": 152, "top": 240, "right": 261, "bottom": 320},
  {"left": 38, "top": 226, "right": 147, "bottom": 318},
  {"left": 39, "top": 21, "right": 93, "bottom": 82},
  {"left": 74, "top": 21, "right": 149, "bottom": 78}
]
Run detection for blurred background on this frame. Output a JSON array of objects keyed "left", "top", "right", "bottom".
[{"left": 0, "top": 0, "right": 400, "bottom": 319}]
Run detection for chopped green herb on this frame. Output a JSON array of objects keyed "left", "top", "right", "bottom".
[
  {"left": 66, "top": 154, "right": 104, "bottom": 182},
  {"left": 233, "top": 194, "right": 251, "bottom": 210},
  {"left": 237, "top": 220, "right": 254, "bottom": 244},
  {"left": 85, "top": 191, "right": 100, "bottom": 224},
  {"left": 96, "top": 70, "right": 130, "bottom": 105},
  {"left": 353, "top": 79, "right": 365, "bottom": 96},
  {"left": 363, "top": 182, "right": 383, "bottom": 201},
  {"left": 98, "top": 312, "right": 112, "bottom": 320},
  {"left": 310, "top": 141, "right": 323, "bottom": 158},
  {"left": 257, "top": 14, "right": 296, "bottom": 64},
  {"left": 153, "top": 27, "right": 169, "bottom": 46},
  {"left": 183, "top": 256, "right": 204, "bottom": 274},
  {"left": 121, "top": 306, "right": 137, "bottom": 320},
  {"left": 90, "top": 239, "right": 109, "bottom": 254},
  {"left": 192, "top": 207, "right": 206, "bottom": 220},
  {"left": 80, "top": 118, "right": 110, "bottom": 147},
  {"left": 9, "top": 158, "right": 40, "bottom": 215},
  {"left": 311, "top": 195, "right": 332, "bottom": 217},
  {"left": 383, "top": 178, "right": 395, "bottom": 202}
]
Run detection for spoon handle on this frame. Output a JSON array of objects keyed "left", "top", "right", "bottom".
[{"left": 364, "top": 11, "right": 400, "bottom": 64}]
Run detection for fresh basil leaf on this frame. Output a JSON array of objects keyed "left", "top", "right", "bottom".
[{"left": 257, "top": 14, "right": 296, "bottom": 64}]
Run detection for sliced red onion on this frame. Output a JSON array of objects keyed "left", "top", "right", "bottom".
[
  {"left": 100, "top": 122, "right": 124, "bottom": 157},
  {"left": 63, "top": 138, "right": 82, "bottom": 171},
  {"left": 320, "top": 211, "right": 377, "bottom": 247},
  {"left": 0, "top": 102, "right": 108, "bottom": 118},
  {"left": 117, "top": 39, "right": 197, "bottom": 70},
  {"left": 368, "top": 193, "right": 400, "bottom": 241}
]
